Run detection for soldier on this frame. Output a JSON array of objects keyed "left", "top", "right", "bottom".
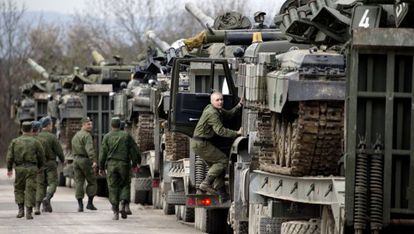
[
  {"left": 253, "top": 11, "right": 268, "bottom": 29},
  {"left": 34, "top": 116, "right": 65, "bottom": 215},
  {"left": 71, "top": 116, "right": 98, "bottom": 212},
  {"left": 191, "top": 92, "right": 243, "bottom": 200},
  {"left": 6, "top": 121, "right": 45, "bottom": 219},
  {"left": 99, "top": 117, "right": 140, "bottom": 220}
]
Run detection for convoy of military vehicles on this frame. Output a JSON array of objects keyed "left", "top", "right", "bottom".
[{"left": 12, "top": 0, "right": 414, "bottom": 233}]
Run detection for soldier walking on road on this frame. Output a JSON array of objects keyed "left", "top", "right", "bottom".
[
  {"left": 34, "top": 116, "right": 65, "bottom": 215},
  {"left": 99, "top": 117, "right": 140, "bottom": 220},
  {"left": 6, "top": 121, "right": 45, "bottom": 219},
  {"left": 191, "top": 92, "right": 242, "bottom": 200},
  {"left": 71, "top": 116, "right": 98, "bottom": 212}
]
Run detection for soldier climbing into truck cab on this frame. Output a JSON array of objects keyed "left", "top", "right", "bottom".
[{"left": 191, "top": 91, "right": 243, "bottom": 200}]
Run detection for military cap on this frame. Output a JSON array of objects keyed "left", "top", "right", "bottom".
[
  {"left": 21, "top": 121, "right": 32, "bottom": 132},
  {"left": 40, "top": 116, "right": 52, "bottom": 128},
  {"left": 111, "top": 117, "right": 121, "bottom": 128},
  {"left": 254, "top": 11, "right": 266, "bottom": 17},
  {"left": 32, "top": 121, "right": 42, "bottom": 131},
  {"left": 81, "top": 116, "right": 92, "bottom": 124}
]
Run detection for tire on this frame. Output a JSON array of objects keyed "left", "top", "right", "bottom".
[
  {"left": 133, "top": 190, "right": 148, "bottom": 204},
  {"left": 281, "top": 219, "right": 321, "bottom": 234},
  {"left": 96, "top": 177, "right": 108, "bottom": 197},
  {"left": 162, "top": 194, "right": 175, "bottom": 215},
  {"left": 195, "top": 208, "right": 231, "bottom": 233},
  {"left": 182, "top": 206, "right": 194, "bottom": 222},
  {"left": 58, "top": 172, "right": 65, "bottom": 187}
]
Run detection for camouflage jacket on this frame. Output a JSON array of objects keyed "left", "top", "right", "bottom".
[
  {"left": 6, "top": 134, "right": 45, "bottom": 171},
  {"left": 37, "top": 131, "right": 65, "bottom": 163},
  {"left": 99, "top": 130, "right": 140, "bottom": 169},
  {"left": 71, "top": 129, "right": 97, "bottom": 162},
  {"left": 193, "top": 103, "right": 241, "bottom": 139}
]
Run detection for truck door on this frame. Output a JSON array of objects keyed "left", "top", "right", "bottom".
[{"left": 168, "top": 58, "right": 238, "bottom": 137}]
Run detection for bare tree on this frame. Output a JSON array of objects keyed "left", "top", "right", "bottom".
[{"left": 0, "top": 0, "right": 31, "bottom": 166}]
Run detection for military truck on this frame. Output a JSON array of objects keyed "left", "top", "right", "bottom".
[{"left": 167, "top": 0, "right": 414, "bottom": 233}]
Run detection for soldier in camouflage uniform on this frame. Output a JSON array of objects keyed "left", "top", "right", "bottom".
[
  {"left": 34, "top": 116, "right": 65, "bottom": 215},
  {"left": 71, "top": 116, "right": 98, "bottom": 212},
  {"left": 191, "top": 92, "right": 242, "bottom": 199},
  {"left": 6, "top": 122, "right": 45, "bottom": 219},
  {"left": 99, "top": 117, "right": 140, "bottom": 220}
]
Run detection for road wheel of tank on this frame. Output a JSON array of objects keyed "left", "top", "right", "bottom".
[
  {"left": 162, "top": 194, "right": 175, "bottom": 215},
  {"left": 58, "top": 172, "right": 65, "bottom": 187},
  {"left": 281, "top": 219, "right": 321, "bottom": 234}
]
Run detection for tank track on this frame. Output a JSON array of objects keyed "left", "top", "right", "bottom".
[
  {"left": 258, "top": 101, "right": 344, "bottom": 176},
  {"left": 132, "top": 114, "right": 154, "bottom": 152}
]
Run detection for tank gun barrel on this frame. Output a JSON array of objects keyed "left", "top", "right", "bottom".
[
  {"left": 91, "top": 50, "right": 106, "bottom": 66},
  {"left": 185, "top": 2, "right": 215, "bottom": 29},
  {"left": 146, "top": 31, "right": 171, "bottom": 52},
  {"left": 205, "top": 29, "right": 287, "bottom": 45},
  {"left": 27, "top": 58, "right": 49, "bottom": 80}
]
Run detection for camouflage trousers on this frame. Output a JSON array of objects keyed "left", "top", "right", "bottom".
[
  {"left": 14, "top": 166, "right": 37, "bottom": 207},
  {"left": 73, "top": 157, "right": 97, "bottom": 199},
  {"left": 36, "top": 161, "right": 58, "bottom": 202},
  {"left": 106, "top": 160, "right": 131, "bottom": 206},
  {"left": 191, "top": 139, "right": 228, "bottom": 189}
]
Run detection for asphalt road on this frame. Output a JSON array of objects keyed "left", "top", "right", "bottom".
[{"left": 0, "top": 168, "right": 203, "bottom": 234}]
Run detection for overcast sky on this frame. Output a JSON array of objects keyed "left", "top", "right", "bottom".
[{"left": 14, "top": 0, "right": 284, "bottom": 15}]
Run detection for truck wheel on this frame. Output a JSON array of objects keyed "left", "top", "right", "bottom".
[
  {"left": 181, "top": 206, "right": 194, "bottom": 222},
  {"left": 133, "top": 191, "right": 148, "bottom": 204},
  {"left": 281, "top": 219, "right": 321, "bottom": 234},
  {"left": 162, "top": 197, "right": 175, "bottom": 215},
  {"left": 58, "top": 172, "right": 65, "bottom": 187},
  {"left": 195, "top": 208, "right": 231, "bottom": 233},
  {"left": 96, "top": 177, "right": 108, "bottom": 197}
]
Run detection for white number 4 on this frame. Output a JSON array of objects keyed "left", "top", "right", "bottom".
[{"left": 358, "top": 9, "right": 370, "bottom": 28}]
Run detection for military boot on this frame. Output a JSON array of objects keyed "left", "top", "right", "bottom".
[
  {"left": 26, "top": 207, "right": 33, "bottom": 220},
  {"left": 42, "top": 193, "right": 53, "bottom": 212},
  {"left": 34, "top": 202, "right": 41, "bottom": 215},
  {"left": 86, "top": 196, "right": 97, "bottom": 210},
  {"left": 120, "top": 200, "right": 128, "bottom": 219},
  {"left": 77, "top": 199, "right": 84, "bottom": 212},
  {"left": 125, "top": 201, "right": 132, "bottom": 215},
  {"left": 112, "top": 204, "right": 119, "bottom": 220},
  {"left": 199, "top": 175, "right": 216, "bottom": 194},
  {"left": 16, "top": 204, "right": 24, "bottom": 218}
]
